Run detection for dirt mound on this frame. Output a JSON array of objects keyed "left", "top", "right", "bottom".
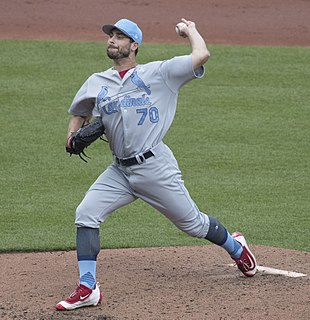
[{"left": 1, "top": 246, "right": 309, "bottom": 319}]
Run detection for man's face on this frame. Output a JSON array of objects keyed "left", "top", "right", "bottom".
[{"left": 107, "top": 30, "right": 133, "bottom": 60}]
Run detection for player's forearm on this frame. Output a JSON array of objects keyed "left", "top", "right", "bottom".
[
  {"left": 188, "top": 29, "right": 210, "bottom": 69},
  {"left": 177, "top": 18, "right": 210, "bottom": 69},
  {"left": 67, "top": 115, "right": 90, "bottom": 138}
]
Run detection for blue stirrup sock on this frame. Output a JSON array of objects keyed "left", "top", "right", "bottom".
[
  {"left": 205, "top": 216, "right": 243, "bottom": 259},
  {"left": 222, "top": 233, "right": 243, "bottom": 259},
  {"left": 78, "top": 260, "right": 97, "bottom": 289},
  {"left": 76, "top": 227, "right": 101, "bottom": 290}
]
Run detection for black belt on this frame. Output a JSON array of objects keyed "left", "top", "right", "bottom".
[{"left": 115, "top": 150, "right": 154, "bottom": 166}]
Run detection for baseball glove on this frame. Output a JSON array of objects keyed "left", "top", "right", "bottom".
[{"left": 66, "top": 117, "right": 106, "bottom": 162}]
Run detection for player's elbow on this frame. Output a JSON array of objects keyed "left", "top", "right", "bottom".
[
  {"left": 192, "top": 49, "right": 210, "bottom": 69},
  {"left": 199, "top": 48, "right": 210, "bottom": 65}
]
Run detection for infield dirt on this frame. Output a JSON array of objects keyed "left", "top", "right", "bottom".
[{"left": 0, "top": 1, "right": 309, "bottom": 319}]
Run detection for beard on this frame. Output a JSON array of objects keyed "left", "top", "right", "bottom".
[{"left": 107, "top": 43, "right": 131, "bottom": 60}]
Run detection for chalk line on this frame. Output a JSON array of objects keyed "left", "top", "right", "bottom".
[{"left": 228, "top": 264, "right": 307, "bottom": 278}]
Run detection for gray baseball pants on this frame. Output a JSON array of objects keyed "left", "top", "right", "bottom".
[{"left": 75, "top": 142, "right": 210, "bottom": 238}]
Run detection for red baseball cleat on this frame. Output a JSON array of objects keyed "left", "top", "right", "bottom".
[
  {"left": 56, "top": 282, "right": 102, "bottom": 311},
  {"left": 232, "top": 232, "right": 257, "bottom": 277}
]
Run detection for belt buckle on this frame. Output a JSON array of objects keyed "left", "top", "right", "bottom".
[{"left": 135, "top": 153, "right": 145, "bottom": 165}]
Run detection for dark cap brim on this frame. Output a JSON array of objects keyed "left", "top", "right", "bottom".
[{"left": 102, "top": 24, "right": 115, "bottom": 35}]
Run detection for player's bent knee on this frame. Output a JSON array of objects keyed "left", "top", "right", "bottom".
[
  {"left": 176, "top": 211, "right": 210, "bottom": 239},
  {"left": 75, "top": 202, "right": 100, "bottom": 229},
  {"left": 183, "top": 227, "right": 207, "bottom": 238}
]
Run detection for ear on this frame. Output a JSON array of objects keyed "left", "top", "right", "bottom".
[{"left": 131, "top": 42, "right": 139, "bottom": 52}]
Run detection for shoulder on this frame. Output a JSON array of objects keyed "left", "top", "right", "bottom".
[
  {"left": 136, "top": 61, "right": 162, "bottom": 71},
  {"left": 92, "top": 68, "right": 114, "bottom": 78},
  {"left": 135, "top": 57, "right": 187, "bottom": 74},
  {"left": 85, "top": 68, "right": 115, "bottom": 84},
  {"left": 137, "top": 56, "right": 191, "bottom": 69}
]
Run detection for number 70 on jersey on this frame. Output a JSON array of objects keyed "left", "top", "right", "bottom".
[{"left": 136, "top": 107, "right": 159, "bottom": 125}]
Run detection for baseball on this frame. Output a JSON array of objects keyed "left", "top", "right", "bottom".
[{"left": 175, "top": 22, "right": 187, "bottom": 37}]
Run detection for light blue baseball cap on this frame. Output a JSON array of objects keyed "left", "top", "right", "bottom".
[{"left": 102, "top": 18, "right": 143, "bottom": 47}]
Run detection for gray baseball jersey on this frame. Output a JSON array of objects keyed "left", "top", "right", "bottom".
[
  {"left": 70, "top": 54, "right": 211, "bottom": 238},
  {"left": 69, "top": 55, "right": 203, "bottom": 158}
]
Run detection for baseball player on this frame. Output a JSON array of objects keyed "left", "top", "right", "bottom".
[{"left": 56, "top": 18, "right": 257, "bottom": 311}]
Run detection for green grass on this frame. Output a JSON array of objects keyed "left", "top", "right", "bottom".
[{"left": 0, "top": 40, "right": 309, "bottom": 252}]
